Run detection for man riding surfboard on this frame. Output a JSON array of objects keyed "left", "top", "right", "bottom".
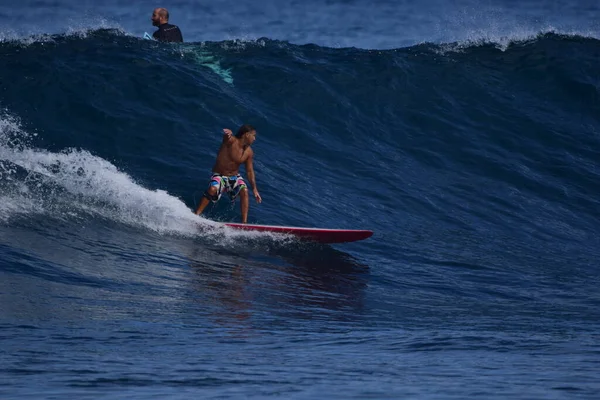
[{"left": 195, "top": 125, "right": 262, "bottom": 223}]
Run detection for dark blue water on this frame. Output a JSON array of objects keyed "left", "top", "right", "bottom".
[{"left": 2, "top": 0, "right": 600, "bottom": 398}]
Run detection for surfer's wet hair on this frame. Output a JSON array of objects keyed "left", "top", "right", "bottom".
[{"left": 236, "top": 124, "right": 256, "bottom": 138}]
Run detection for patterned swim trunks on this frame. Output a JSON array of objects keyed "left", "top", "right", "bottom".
[{"left": 204, "top": 173, "right": 247, "bottom": 203}]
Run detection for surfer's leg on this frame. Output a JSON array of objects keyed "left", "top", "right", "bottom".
[
  {"left": 239, "top": 187, "right": 249, "bottom": 223},
  {"left": 228, "top": 175, "right": 249, "bottom": 223},
  {"left": 194, "top": 195, "right": 211, "bottom": 215},
  {"left": 194, "top": 175, "right": 222, "bottom": 215}
]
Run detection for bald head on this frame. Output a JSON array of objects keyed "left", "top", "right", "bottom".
[{"left": 151, "top": 8, "right": 169, "bottom": 26}]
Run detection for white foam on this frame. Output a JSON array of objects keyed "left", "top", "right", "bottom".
[
  {"left": 0, "top": 112, "right": 291, "bottom": 244},
  {"left": 0, "top": 19, "right": 128, "bottom": 46},
  {"left": 64, "top": 17, "right": 124, "bottom": 38},
  {"left": 429, "top": 4, "right": 600, "bottom": 54}
]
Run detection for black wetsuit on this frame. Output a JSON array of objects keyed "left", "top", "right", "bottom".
[{"left": 153, "top": 23, "right": 183, "bottom": 43}]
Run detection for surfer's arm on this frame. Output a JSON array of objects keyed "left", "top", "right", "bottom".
[
  {"left": 222, "top": 129, "right": 234, "bottom": 145},
  {"left": 245, "top": 151, "right": 262, "bottom": 203}
]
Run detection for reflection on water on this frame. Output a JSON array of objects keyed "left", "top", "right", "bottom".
[
  {"left": 0, "top": 213, "right": 370, "bottom": 331},
  {"left": 185, "top": 240, "right": 370, "bottom": 329}
]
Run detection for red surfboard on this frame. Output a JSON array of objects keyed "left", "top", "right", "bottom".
[{"left": 223, "top": 223, "right": 373, "bottom": 244}]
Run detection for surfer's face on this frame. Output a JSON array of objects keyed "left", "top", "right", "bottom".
[
  {"left": 151, "top": 10, "right": 162, "bottom": 26},
  {"left": 245, "top": 130, "right": 257, "bottom": 145}
]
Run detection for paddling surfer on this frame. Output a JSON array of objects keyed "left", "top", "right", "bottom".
[{"left": 194, "top": 125, "right": 262, "bottom": 223}]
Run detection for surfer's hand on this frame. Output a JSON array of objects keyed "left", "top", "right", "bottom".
[
  {"left": 222, "top": 129, "right": 233, "bottom": 143},
  {"left": 254, "top": 189, "right": 262, "bottom": 203}
]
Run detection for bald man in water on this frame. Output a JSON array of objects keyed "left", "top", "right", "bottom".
[{"left": 151, "top": 8, "right": 183, "bottom": 43}]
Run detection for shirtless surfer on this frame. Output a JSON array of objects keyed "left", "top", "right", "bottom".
[{"left": 194, "top": 124, "right": 262, "bottom": 223}]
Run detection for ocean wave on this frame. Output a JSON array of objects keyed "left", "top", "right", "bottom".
[{"left": 0, "top": 28, "right": 598, "bottom": 243}]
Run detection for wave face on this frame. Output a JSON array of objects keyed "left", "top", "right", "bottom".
[{"left": 1, "top": 29, "right": 600, "bottom": 398}]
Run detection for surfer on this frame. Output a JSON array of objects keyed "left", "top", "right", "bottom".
[
  {"left": 195, "top": 125, "right": 262, "bottom": 223},
  {"left": 151, "top": 8, "right": 183, "bottom": 43}
]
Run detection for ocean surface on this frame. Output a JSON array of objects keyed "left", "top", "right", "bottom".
[{"left": 1, "top": 0, "right": 600, "bottom": 398}]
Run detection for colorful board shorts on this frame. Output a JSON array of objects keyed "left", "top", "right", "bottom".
[{"left": 205, "top": 173, "right": 247, "bottom": 203}]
